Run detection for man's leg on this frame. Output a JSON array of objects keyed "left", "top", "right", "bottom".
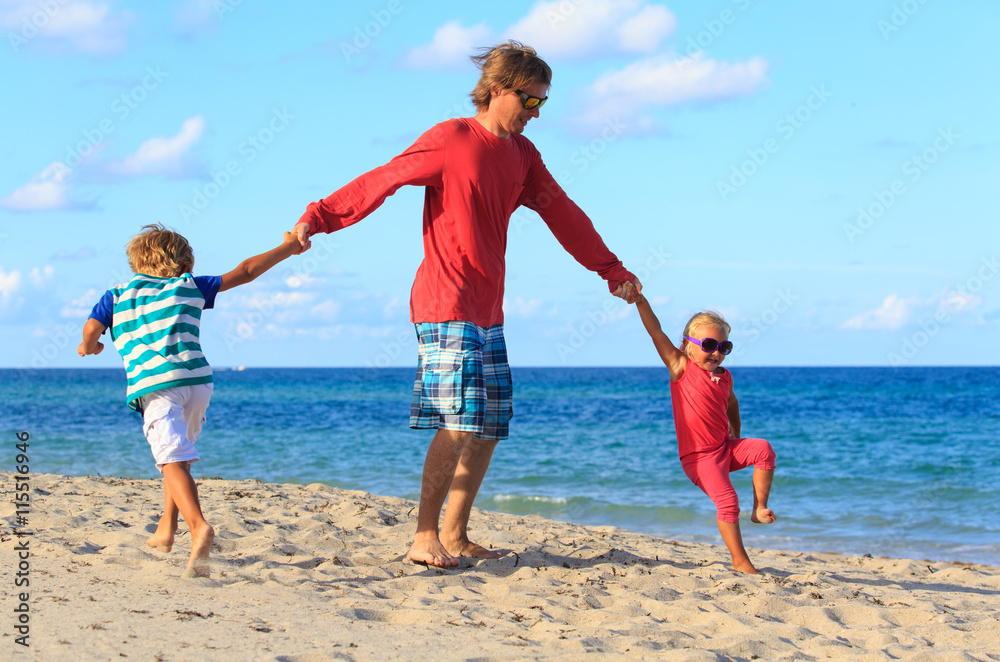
[
  {"left": 407, "top": 428, "right": 471, "bottom": 567},
  {"left": 440, "top": 436, "right": 502, "bottom": 559}
]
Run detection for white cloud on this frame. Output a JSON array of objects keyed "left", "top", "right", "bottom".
[
  {"left": 0, "top": 161, "right": 76, "bottom": 211},
  {"left": 841, "top": 294, "right": 914, "bottom": 330},
  {"left": 382, "top": 296, "right": 405, "bottom": 319},
  {"left": 107, "top": 116, "right": 205, "bottom": 178},
  {"left": 572, "top": 51, "right": 769, "bottom": 134},
  {"left": 403, "top": 20, "right": 492, "bottom": 69},
  {"left": 310, "top": 299, "right": 342, "bottom": 321},
  {"left": 3, "top": 1, "right": 134, "bottom": 55},
  {"left": 404, "top": 2, "right": 675, "bottom": 69},
  {"left": 61, "top": 288, "right": 100, "bottom": 318},
  {"left": 506, "top": 0, "right": 675, "bottom": 59},
  {"left": 30, "top": 265, "right": 55, "bottom": 288},
  {"left": 0, "top": 267, "right": 22, "bottom": 299},
  {"left": 173, "top": 0, "right": 220, "bottom": 32},
  {"left": 504, "top": 295, "right": 545, "bottom": 318},
  {"left": 940, "top": 289, "right": 982, "bottom": 314},
  {"left": 615, "top": 4, "right": 675, "bottom": 53}
]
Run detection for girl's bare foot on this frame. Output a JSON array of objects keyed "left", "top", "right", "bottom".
[
  {"left": 181, "top": 523, "right": 214, "bottom": 578},
  {"left": 751, "top": 506, "right": 777, "bottom": 524},
  {"left": 732, "top": 558, "right": 759, "bottom": 574}
]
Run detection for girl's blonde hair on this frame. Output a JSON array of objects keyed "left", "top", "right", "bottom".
[
  {"left": 681, "top": 310, "right": 731, "bottom": 356},
  {"left": 126, "top": 224, "right": 194, "bottom": 278},
  {"left": 469, "top": 41, "right": 552, "bottom": 112}
]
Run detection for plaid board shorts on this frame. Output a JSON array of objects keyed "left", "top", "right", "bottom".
[{"left": 409, "top": 321, "right": 513, "bottom": 441}]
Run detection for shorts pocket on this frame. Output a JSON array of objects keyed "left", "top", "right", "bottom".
[{"left": 420, "top": 352, "right": 465, "bottom": 415}]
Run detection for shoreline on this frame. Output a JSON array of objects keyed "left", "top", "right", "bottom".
[{"left": 2, "top": 471, "right": 998, "bottom": 660}]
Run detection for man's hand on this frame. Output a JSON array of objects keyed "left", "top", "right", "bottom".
[
  {"left": 293, "top": 223, "right": 312, "bottom": 252},
  {"left": 612, "top": 278, "right": 642, "bottom": 304}
]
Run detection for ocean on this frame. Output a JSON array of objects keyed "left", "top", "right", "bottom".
[{"left": 2, "top": 366, "right": 997, "bottom": 566}]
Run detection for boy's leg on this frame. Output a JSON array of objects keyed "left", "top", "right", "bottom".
[
  {"left": 161, "top": 461, "right": 215, "bottom": 578},
  {"left": 141, "top": 385, "right": 214, "bottom": 576},
  {"left": 146, "top": 476, "right": 179, "bottom": 552},
  {"left": 407, "top": 429, "right": 469, "bottom": 567},
  {"left": 440, "top": 436, "right": 501, "bottom": 559}
]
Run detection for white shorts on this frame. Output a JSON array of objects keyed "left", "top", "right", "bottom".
[{"left": 140, "top": 383, "right": 214, "bottom": 472}]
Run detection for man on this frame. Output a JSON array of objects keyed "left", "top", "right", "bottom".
[{"left": 293, "top": 41, "right": 641, "bottom": 567}]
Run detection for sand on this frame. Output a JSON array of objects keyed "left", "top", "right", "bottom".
[{"left": 2, "top": 471, "right": 997, "bottom": 661}]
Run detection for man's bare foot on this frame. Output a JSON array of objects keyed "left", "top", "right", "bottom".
[
  {"left": 146, "top": 525, "right": 176, "bottom": 553},
  {"left": 181, "top": 523, "right": 214, "bottom": 578},
  {"left": 443, "top": 537, "right": 503, "bottom": 560},
  {"left": 751, "top": 507, "right": 777, "bottom": 524},
  {"left": 407, "top": 533, "right": 459, "bottom": 568},
  {"left": 732, "top": 558, "right": 759, "bottom": 574}
]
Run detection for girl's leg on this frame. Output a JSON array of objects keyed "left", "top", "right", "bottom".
[
  {"left": 751, "top": 468, "right": 776, "bottom": 523},
  {"left": 683, "top": 454, "right": 755, "bottom": 573},
  {"left": 717, "top": 519, "right": 757, "bottom": 574},
  {"left": 161, "top": 461, "right": 214, "bottom": 578},
  {"left": 728, "top": 438, "right": 777, "bottom": 524}
]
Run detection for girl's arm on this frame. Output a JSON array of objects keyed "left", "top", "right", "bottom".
[
  {"left": 220, "top": 232, "right": 303, "bottom": 292},
  {"left": 635, "top": 295, "right": 686, "bottom": 381},
  {"left": 77, "top": 318, "right": 107, "bottom": 357},
  {"left": 727, "top": 387, "right": 741, "bottom": 439}
]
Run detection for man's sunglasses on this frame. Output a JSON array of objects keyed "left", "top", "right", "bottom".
[
  {"left": 514, "top": 89, "right": 547, "bottom": 110},
  {"left": 684, "top": 336, "right": 734, "bottom": 355}
]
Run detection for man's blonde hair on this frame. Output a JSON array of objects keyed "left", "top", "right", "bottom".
[
  {"left": 126, "top": 224, "right": 194, "bottom": 278},
  {"left": 469, "top": 41, "right": 552, "bottom": 112},
  {"left": 681, "top": 311, "right": 731, "bottom": 355}
]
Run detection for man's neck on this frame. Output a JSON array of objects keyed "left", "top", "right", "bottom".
[{"left": 473, "top": 111, "right": 509, "bottom": 140}]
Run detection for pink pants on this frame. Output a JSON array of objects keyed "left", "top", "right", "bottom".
[{"left": 681, "top": 437, "right": 776, "bottom": 523}]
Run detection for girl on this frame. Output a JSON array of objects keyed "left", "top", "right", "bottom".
[{"left": 635, "top": 294, "right": 776, "bottom": 574}]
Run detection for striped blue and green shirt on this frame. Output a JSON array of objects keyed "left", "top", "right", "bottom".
[{"left": 90, "top": 273, "right": 221, "bottom": 411}]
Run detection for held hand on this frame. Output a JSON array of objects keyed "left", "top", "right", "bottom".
[
  {"left": 77, "top": 341, "right": 103, "bottom": 357},
  {"left": 612, "top": 278, "right": 643, "bottom": 304},
  {"left": 283, "top": 231, "right": 306, "bottom": 255},
  {"left": 292, "top": 223, "right": 312, "bottom": 252}
]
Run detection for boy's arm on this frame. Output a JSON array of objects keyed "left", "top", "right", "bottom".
[
  {"left": 635, "top": 295, "right": 686, "bottom": 380},
  {"left": 220, "top": 232, "right": 303, "bottom": 292},
  {"left": 78, "top": 318, "right": 107, "bottom": 357},
  {"left": 727, "top": 387, "right": 741, "bottom": 439}
]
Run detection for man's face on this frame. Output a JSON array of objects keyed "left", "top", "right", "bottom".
[{"left": 494, "top": 81, "right": 548, "bottom": 138}]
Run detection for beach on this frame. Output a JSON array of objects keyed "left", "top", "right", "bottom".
[{"left": 3, "top": 471, "right": 997, "bottom": 661}]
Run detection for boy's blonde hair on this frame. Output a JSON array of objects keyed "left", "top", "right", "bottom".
[
  {"left": 469, "top": 41, "right": 552, "bottom": 112},
  {"left": 681, "top": 310, "right": 731, "bottom": 356},
  {"left": 126, "top": 224, "right": 194, "bottom": 278}
]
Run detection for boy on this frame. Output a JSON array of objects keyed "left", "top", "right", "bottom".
[{"left": 78, "top": 224, "right": 302, "bottom": 577}]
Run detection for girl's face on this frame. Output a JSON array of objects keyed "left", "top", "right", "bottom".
[{"left": 683, "top": 325, "right": 729, "bottom": 372}]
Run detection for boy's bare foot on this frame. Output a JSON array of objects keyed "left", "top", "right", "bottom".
[
  {"left": 443, "top": 537, "right": 503, "bottom": 560},
  {"left": 146, "top": 525, "right": 177, "bottom": 553},
  {"left": 407, "top": 534, "right": 460, "bottom": 568},
  {"left": 751, "top": 507, "right": 777, "bottom": 524},
  {"left": 732, "top": 559, "right": 759, "bottom": 574},
  {"left": 181, "top": 523, "right": 214, "bottom": 578}
]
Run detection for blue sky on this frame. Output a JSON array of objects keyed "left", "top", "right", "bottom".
[{"left": 2, "top": 0, "right": 997, "bottom": 369}]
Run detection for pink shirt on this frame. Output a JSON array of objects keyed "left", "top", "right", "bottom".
[
  {"left": 297, "top": 118, "right": 634, "bottom": 327},
  {"left": 670, "top": 365, "right": 733, "bottom": 459}
]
